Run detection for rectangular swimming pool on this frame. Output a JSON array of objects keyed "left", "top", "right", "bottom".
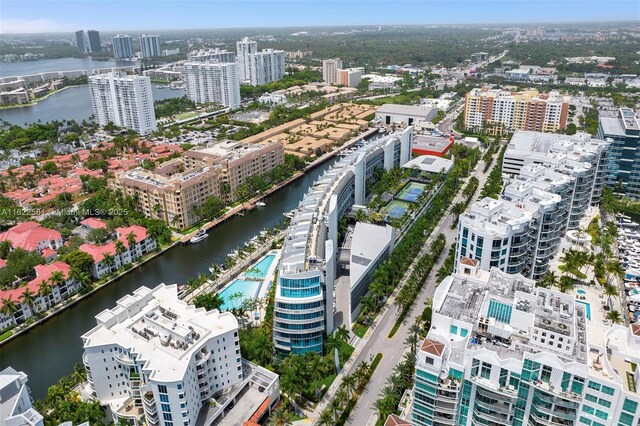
[
  {"left": 575, "top": 300, "right": 592, "bottom": 320},
  {"left": 244, "top": 254, "right": 275, "bottom": 280},
  {"left": 218, "top": 279, "right": 261, "bottom": 311}
]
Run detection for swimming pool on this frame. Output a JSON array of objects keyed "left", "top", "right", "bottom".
[
  {"left": 575, "top": 300, "right": 592, "bottom": 320},
  {"left": 397, "top": 182, "right": 426, "bottom": 203},
  {"left": 218, "top": 279, "right": 261, "bottom": 311},
  {"left": 244, "top": 254, "right": 275, "bottom": 280},
  {"left": 577, "top": 289, "right": 586, "bottom": 295}
]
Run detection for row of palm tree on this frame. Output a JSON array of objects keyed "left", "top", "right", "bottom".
[
  {"left": 0, "top": 266, "right": 92, "bottom": 329},
  {"left": 317, "top": 361, "right": 373, "bottom": 425},
  {"left": 372, "top": 325, "right": 421, "bottom": 421}
]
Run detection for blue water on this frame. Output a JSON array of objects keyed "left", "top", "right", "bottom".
[
  {"left": 577, "top": 289, "right": 586, "bottom": 295},
  {"left": 218, "top": 279, "right": 261, "bottom": 311},
  {"left": 576, "top": 300, "right": 592, "bottom": 320},
  {"left": 244, "top": 254, "right": 275, "bottom": 280}
]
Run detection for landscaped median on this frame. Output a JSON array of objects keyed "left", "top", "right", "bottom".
[{"left": 316, "top": 353, "right": 383, "bottom": 425}]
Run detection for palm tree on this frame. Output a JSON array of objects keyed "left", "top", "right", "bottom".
[
  {"left": 341, "top": 374, "right": 358, "bottom": 399},
  {"left": 21, "top": 288, "right": 37, "bottom": 316},
  {"left": 558, "top": 275, "right": 574, "bottom": 293},
  {"left": 102, "top": 253, "right": 116, "bottom": 272},
  {"left": 538, "top": 271, "right": 557, "bottom": 289},
  {"left": 603, "top": 284, "right": 618, "bottom": 308},
  {"left": 126, "top": 232, "right": 137, "bottom": 248},
  {"left": 335, "top": 325, "right": 350, "bottom": 345},
  {"left": 606, "top": 260, "right": 625, "bottom": 287},
  {"left": 451, "top": 201, "right": 466, "bottom": 222},
  {"left": 49, "top": 271, "right": 65, "bottom": 289},
  {"left": 71, "top": 363, "right": 87, "bottom": 385},
  {"left": 114, "top": 240, "right": 126, "bottom": 256},
  {"left": 606, "top": 310, "right": 623, "bottom": 324},
  {"left": 38, "top": 280, "right": 52, "bottom": 301},
  {"left": 317, "top": 409, "right": 334, "bottom": 426},
  {"left": 0, "top": 296, "right": 19, "bottom": 324},
  {"left": 69, "top": 267, "right": 92, "bottom": 291}
]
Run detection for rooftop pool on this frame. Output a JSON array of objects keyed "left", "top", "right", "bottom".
[{"left": 575, "top": 300, "right": 592, "bottom": 321}]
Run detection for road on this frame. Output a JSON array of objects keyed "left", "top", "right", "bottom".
[{"left": 310, "top": 153, "right": 493, "bottom": 425}]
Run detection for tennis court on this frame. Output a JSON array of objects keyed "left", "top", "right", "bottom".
[
  {"left": 397, "top": 182, "right": 426, "bottom": 203},
  {"left": 382, "top": 200, "right": 411, "bottom": 219}
]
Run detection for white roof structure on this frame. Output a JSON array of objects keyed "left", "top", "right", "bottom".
[
  {"left": 376, "top": 103, "right": 437, "bottom": 118},
  {"left": 349, "top": 222, "right": 395, "bottom": 291},
  {"left": 402, "top": 155, "right": 453, "bottom": 174},
  {"left": 82, "top": 284, "right": 238, "bottom": 383}
]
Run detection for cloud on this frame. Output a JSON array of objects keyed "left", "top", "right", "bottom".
[{"left": 0, "top": 19, "right": 72, "bottom": 34}]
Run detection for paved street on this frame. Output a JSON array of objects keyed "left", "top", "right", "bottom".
[{"left": 342, "top": 159, "right": 492, "bottom": 425}]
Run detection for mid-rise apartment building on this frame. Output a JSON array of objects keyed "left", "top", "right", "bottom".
[
  {"left": 82, "top": 284, "right": 280, "bottom": 426},
  {"left": 89, "top": 71, "right": 157, "bottom": 134},
  {"left": 322, "top": 59, "right": 342, "bottom": 84},
  {"left": 236, "top": 37, "right": 258, "bottom": 83},
  {"left": 275, "top": 128, "right": 413, "bottom": 354},
  {"left": 110, "top": 141, "right": 284, "bottom": 228},
  {"left": 112, "top": 34, "right": 134, "bottom": 60},
  {"left": 183, "top": 140, "right": 284, "bottom": 203},
  {"left": 247, "top": 49, "right": 285, "bottom": 86},
  {"left": 503, "top": 131, "right": 610, "bottom": 226},
  {"left": 184, "top": 61, "right": 241, "bottom": 109},
  {"left": 337, "top": 68, "right": 363, "bottom": 88},
  {"left": 187, "top": 48, "right": 236, "bottom": 63},
  {"left": 598, "top": 108, "right": 640, "bottom": 199},
  {"left": 87, "top": 30, "right": 101, "bottom": 53},
  {"left": 0, "top": 367, "right": 44, "bottom": 426},
  {"left": 464, "top": 88, "right": 569, "bottom": 135},
  {"left": 411, "top": 267, "right": 640, "bottom": 426},
  {"left": 139, "top": 34, "right": 161, "bottom": 58}
]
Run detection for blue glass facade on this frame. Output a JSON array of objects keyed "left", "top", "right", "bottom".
[{"left": 273, "top": 274, "right": 325, "bottom": 354}]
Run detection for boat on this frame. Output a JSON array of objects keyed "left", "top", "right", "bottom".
[
  {"left": 256, "top": 201, "right": 266, "bottom": 207},
  {"left": 189, "top": 229, "right": 208, "bottom": 244},
  {"left": 283, "top": 210, "right": 295, "bottom": 219}
]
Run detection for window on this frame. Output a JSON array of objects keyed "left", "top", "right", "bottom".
[
  {"left": 161, "top": 403, "right": 171, "bottom": 412},
  {"left": 585, "top": 394, "right": 597, "bottom": 403},
  {"left": 587, "top": 381, "right": 601, "bottom": 391},
  {"left": 158, "top": 385, "right": 168, "bottom": 394},
  {"left": 480, "top": 362, "right": 491, "bottom": 379},
  {"left": 601, "top": 385, "right": 614, "bottom": 396},
  {"left": 622, "top": 398, "right": 638, "bottom": 414}
]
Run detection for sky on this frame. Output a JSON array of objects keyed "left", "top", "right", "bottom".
[{"left": 1, "top": 0, "right": 638, "bottom": 34}]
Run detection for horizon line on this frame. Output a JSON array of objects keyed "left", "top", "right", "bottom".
[{"left": 1, "top": 19, "right": 637, "bottom": 36}]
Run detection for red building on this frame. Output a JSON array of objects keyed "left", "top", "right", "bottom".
[{"left": 411, "top": 134, "right": 455, "bottom": 157}]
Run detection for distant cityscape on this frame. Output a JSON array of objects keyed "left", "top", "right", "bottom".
[{"left": 0, "top": 18, "right": 639, "bottom": 426}]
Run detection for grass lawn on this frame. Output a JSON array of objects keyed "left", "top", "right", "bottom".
[
  {"left": 0, "top": 329, "right": 13, "bottom": 342},
  {"left": 174, "top": 111, "right": 201, "bottom": 121},
  {"left": 338, "top": 341, "right": 354, "bottom": 364},
  {"left": 353, "top": 323, "right": 368, "bottom": 338}
]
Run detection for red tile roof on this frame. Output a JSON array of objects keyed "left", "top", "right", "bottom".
[
  {"left": 632, "top": 324, "right": 640, "bottom": 337},
  {"left": 79, "top": 225, "right": 148, "bottom": 263},
  {"left": 460, "top": 256, "right": 479, "bottom": 267},
  {"left": 0, "top": 261, "right": 70, "bottom": 307},
  {"left": 80, "top": 218, "right": 108, "bottom": 229},
  {"left": 0, "top": 222, "right": 62, "bottom": 252},
  {"left": 41, "top": 247, "right": 57, "bottom": 258},
  {"left": 421, "top": 338, "right": 445, "bottom": 357},
  {"left": 385, "top": 415, "right": 411, "bottom": 426}
]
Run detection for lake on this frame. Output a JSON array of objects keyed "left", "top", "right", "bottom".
[{"left": 0, "top": 57, "right": 137, "bottom": 78}]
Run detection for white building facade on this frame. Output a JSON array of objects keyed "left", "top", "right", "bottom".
[
  {"left": 184, "top": 62, "right": 241, "bottom": 109},
  {"left": 139, "top": 35, "right": 161, "bottom": 58},
  {"left": 0, "top": 367, "right": 44, "bottom": 426},
  {"left": 112, "top": 35, "right": 134, "bottom": 60},
  {"left": 411, "top": 268, "right": 640, "bottom": 426},
  {"left": 89, "top": 71, "right": 157, "bottom": 134},
  {"left": 247, "top": 49, "right": 285, "bottom": 86},
  {"left": 82, "top": 284, "right": 244, "bottom": 425},
  {"left": 274, "top": 128, "right": 413, "bottom": 354},
  {"left": 322, "top": 59, "right": 342, "bottom": 84},
  {"left": 235, "top": 37, "right": 258, "bottom": 83}
]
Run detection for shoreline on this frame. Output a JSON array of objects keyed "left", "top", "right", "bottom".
[
  {"left": 0, "top": 128, "right": 377, "bottom": 346},
  {"left": 0, "top": 85, "right": 86, "bottom": 111}
]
